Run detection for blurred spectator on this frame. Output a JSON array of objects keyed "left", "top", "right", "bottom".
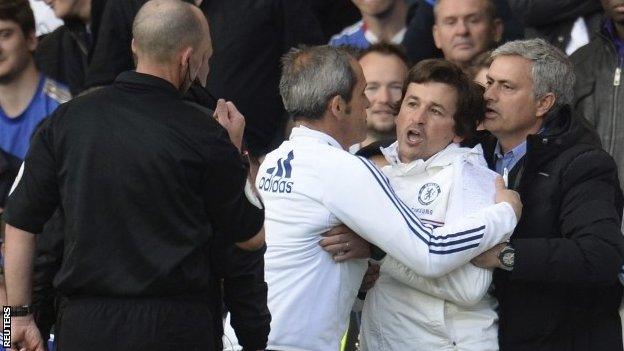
[
  {"left": 358, "top": 43, "right": 409, "bottom": 147},
  {"left": 309, "top": 0, "right": 361, "bottom": 42},
  {"left": 402, "top": 0, "right": 523, "bottom": 64},
  {"left": 330, "top": 0, "right": 409, "bottom": 49},
  {"left": 28, "top": 0, "right": 62, "bottom": 35},
  {"left": 432, "top": 0, "right": 502, "bottom": 70},
  {"left": 0, "top": 6, "right": 69, "bottom": 345},
  {"left": 86, "top": 0, "right": 323, "bottom": 157},
  {"left": 0, "top": 0, "right": 70, "bottom": 161},
  {"left": 467, "top": 50, "right": 492, "bottom": 87},
  {"left": 35, "top": 0, "right": 107, "bottom": 95},
  {"left": 508, "top": 0, "right": 603, "bottom": 54},
  {"left": 572, "top": 0, "right": 624, "bottom": 190}
]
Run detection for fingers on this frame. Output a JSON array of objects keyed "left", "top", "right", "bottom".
[
  {"left": 320, "top": 241, "right": 350, "bottom": 255},
  {"left": 319, "top": 233, "right": 344, "bottom": 247},
  {"left": 321, "top": 224, "right": 350, "bottom": 238},
  {"left": 225, "top": 101, "right": 242, "bottom": 118},
  {"left": 213, "top": 98, "right": 228, "bottom": 122},
  {"left": 332, "top": 251, "right": 354, "bottom": 262},
  {"left": 495, "top": 175, "right": 505, "bottom": 190}
]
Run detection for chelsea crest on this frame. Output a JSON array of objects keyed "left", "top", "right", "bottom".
[{"left": 418, "top": 183, "right": 441, "bottom": 205}]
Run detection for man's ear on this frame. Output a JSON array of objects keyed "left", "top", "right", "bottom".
[
  {"left": 536, "top": 93, "right": 556, "bottom": 118},
  {"left": 492, "top": 18, "right": 503, "bottom": 43},
  {"left": 131, "top": 38, "right": 138, "bottom": 56},
  {"left": 26, "top": 30, "right": 37, "bottom": 52},
  {"left": 180, "top": 46, "right": 194, "bottom": 67},
  {"left": 329, "top": 95, "right": 346, "bottom": 120}
]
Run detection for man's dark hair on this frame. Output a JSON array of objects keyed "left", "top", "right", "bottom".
[
  {"left": 358, "top": 42, "right": 411, "bottom": 68},
  {"left": 0, "top": 0, "right": 35, "bottom": 36},
  {"left": 466, "top": 50, "right": 492, "bottom": 80},
  {"left": 400, "top": 59, "right": 485, "bottom": 141}
]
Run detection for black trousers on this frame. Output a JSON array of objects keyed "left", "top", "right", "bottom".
[{"left": 55, "top": 296, "right": 214, "bottom": 351}]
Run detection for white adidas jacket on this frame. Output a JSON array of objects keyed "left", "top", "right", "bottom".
[
  {"left": 258, "top": 127, "right": 516, "bottom": 351},
  {"left": 361, "top": 142, "right": 502, "bottom": 351}
]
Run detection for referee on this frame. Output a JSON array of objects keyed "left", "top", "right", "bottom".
[{"left": 3, "top": 1, "right": 264, "bottom": 350}]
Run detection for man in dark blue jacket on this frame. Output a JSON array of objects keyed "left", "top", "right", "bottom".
[{"left": 472, "top": 38, "right": 624, "bottom": 351}]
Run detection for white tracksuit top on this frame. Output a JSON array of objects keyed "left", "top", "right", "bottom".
[
  {"left": 360, "top": 142, "right": 502, "bottom": 351},
  {"left": 258, "top": 127, "right": 516, "bottom": 351}
]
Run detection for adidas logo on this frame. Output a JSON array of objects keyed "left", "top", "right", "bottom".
[{"left": 259, "top": 151, "right": 294, "bottom": 193}]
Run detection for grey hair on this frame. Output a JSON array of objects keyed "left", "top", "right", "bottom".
[
  {"left": 132, "top": 0, "right": 204, "bottom": 63},
  {"left": 491, "top": 38, "right": 575, "bottom": 108},
  {"left": 279, "top": 45, "right": 356, "bottom": 120}
]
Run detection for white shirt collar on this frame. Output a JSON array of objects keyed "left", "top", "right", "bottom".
[
  {"left": 364, "top": 26, "right": 407, "bottom": 45},
  {"left": 380, "top": 142, "right": 484, "bottom": 175},
  {"left": 289, "top": 126, "right": 343, "bottom": 150}
]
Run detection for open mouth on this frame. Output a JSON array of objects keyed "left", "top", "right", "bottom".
[{"left": 406, "top": 129, "right": 423, "bottom": 145}]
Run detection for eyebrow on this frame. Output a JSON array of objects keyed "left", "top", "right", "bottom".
[
  {"left": 485, "top": 74, "right": 513, "bottom": 85},
  {"left": 405, "top": 95, "right": 448, "bottom": 112}
]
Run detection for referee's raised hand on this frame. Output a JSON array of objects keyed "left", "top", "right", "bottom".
[{"left": 214, "top": 98, "right": 246, "bottom": 152}]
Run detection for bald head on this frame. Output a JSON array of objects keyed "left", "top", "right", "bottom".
[{"left": 132, "top": 0, "right": 208, "bottom": 63}]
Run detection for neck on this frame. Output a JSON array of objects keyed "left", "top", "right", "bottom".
[
  {"left": 496, "top": 129, "right": 539, "bottom": 155},
  {"left": 0, "top": 62, "right": 40, "bottom": 118},
  {"left": 492, "top": 118, "right": 543, "bottom": 154},
  {"left": 295, "top": 118, "right": 353, "bottom": 150},
  {"left": 76, "top": 0, "right": 92, "bottom": 25},
  {"left": 135, "top": 59, "right": 181, "bottom": 88},
  {"left": 362, "top": 1, "right": 407, "bottom": 42},
  {"left": 453, "top": 58, "right": 471, "bottom": 70}
]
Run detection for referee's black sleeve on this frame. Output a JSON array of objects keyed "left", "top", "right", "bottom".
[
  {"left": 4, "top": 113, "right": 61, "bottom": 234},
  {"left": 203, "top": 127, "right": 264, "bottom": 243}
]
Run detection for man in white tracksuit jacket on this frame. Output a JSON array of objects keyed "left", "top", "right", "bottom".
[
  {"left": 360, "top": 59, "right": 503, "bottom": 351},
  {"left": 258, "top": 46, "right": 521, "bottom": 351}
]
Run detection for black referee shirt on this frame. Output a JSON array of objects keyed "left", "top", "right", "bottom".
[{"left": 4, "top": 71, "right": 264, "bottom": 298}]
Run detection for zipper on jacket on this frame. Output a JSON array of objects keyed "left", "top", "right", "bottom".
[
  {"left": 605, "top": 32, "right": 622, "bottom": 155},
  {"left": 610, "top": 65, "right": 621, "bottom": 155}
]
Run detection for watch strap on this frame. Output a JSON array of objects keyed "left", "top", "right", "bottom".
[{"left": 7, "top": 305, "right": 33, "bottom": 317}]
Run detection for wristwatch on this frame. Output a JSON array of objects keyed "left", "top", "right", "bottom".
[
  {"left": 498, "top": 243, "right": 515, "bottom": 271},
  {"left": 8, "top": 305, "right": 33, "bottom": 317}
]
